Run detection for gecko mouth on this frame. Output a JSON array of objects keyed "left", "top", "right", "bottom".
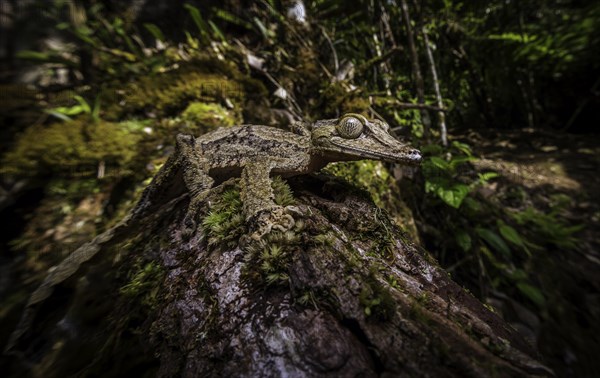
[{"left": 330, "top": 140, "right": 422, "bottom": 164}]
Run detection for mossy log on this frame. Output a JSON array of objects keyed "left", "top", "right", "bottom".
[{"left": 2, "top": 175, "right": 552, "bottom": 377}]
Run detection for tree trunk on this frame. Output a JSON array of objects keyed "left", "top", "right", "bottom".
[
  {"left": 421, "top": 26, "right": 448, "bottom": 146},
  {"left": 2, "top": 175, "right": 552, "bottom": 377},
  {"left": 397, "top": 0, "right": 431, "bottom": 135}
]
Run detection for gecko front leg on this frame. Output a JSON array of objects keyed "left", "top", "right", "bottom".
[{"left": 241, "top": 161, "right": 296, "bottom": 239}]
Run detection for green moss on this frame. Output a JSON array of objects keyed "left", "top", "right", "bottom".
[
  {"left": 313, "top": 232, "right": 335, "bottom": 248},
  {"left": 408, "top": 301, "right": 433, "bottom": 326},
  {"left": 1, "top": 118, "right": 142, "bottom": 177},
  {"left": 120, "top": 261, "right": 164, "bottom": 308},
  {"left": 259, "top": 243, "right": 291, "bottom": 285},
  {"left": 272, "top": 176, "right": 296, "bottom": 206},
  {"left": 181, "top": 102, "right": 239, "bottom": 130},
  {"left": 359, "top": 274, "right": 396, "bottom": 321},
  {"left": 105, "top": 63, "right": 248, "bottom": 119},
  {"left": 202, "top": 186, "right": 245, "bottom": 248},
  {"left": 325, "top": 161, "right": 420, "bottom": 240},
  {"left": 202, "top": 177, "right": 296, "bottom": 250},
  {"left": 324, "top": 161, "right": 391, "bottom": 207},
  {"left": 243, "top": 229, "right": 302, "bottom": 287},
  {"left": 320, "top": 82, "right": 371, "bottom": 115}
]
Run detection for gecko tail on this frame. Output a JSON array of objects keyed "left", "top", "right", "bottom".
[{"left": 3, "top": 220, "right": 128, "bottom": 354}]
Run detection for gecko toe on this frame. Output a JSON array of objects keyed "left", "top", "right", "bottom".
[{"left": 182, "top": 216, "right": 197, "bottom": 238}]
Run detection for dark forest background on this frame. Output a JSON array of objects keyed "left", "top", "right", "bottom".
[{"left": 0, "top": 0, "right": 598, "bottom": 376}]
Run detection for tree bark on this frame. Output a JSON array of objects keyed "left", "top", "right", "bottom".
[
  {"left": 2, "top": 175, "right": 552, "bottom": 377},
  {"left": 421, "top": 27, "right": 448, "bottom": 146},
  {"left": 397, "top": 0, "right": 431, "bottom": 135}
]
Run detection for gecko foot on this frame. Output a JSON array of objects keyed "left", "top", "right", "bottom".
[
  {"left": 181, "top": 215, "right": 197, "bottom": 238},
  {"left": 249, "top": 206, "right": 299, "bottom": 241}
]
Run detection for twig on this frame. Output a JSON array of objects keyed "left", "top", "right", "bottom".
[
  {"left": 320, "top": 26, "right": 338, "bottom": 73},
  {"left": 370, "top": 95, "right": 447, "bottom": 112},
  {"left": 356, "top": 46, "right": 402, "bottom": 75}
]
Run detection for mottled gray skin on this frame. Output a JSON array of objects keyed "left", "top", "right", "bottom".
[
  {"left": 5, "top": 113, "right": 421, "bottom": 353},
  {"left": 160, "top": 113, "right": 422, "bottom": 235}
]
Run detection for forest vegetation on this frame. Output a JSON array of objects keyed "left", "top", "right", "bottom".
[{"left": 0, "top": 0, "right": 598, "bottom": 376}]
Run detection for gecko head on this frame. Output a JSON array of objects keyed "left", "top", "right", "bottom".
[{"left": 310, "top": 113, "right": 422, "bottom": 165}]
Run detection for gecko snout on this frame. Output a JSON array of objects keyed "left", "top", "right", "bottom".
[{"left": 406, "top": 149, "right": 422, "bottom": 163}]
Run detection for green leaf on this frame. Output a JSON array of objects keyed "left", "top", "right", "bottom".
[
  {"left": 49, "top": 105, "right": 84, "bottom": 116},
  {"left": 16, "top": 50, "right": 76, "bottom": 66},
  {"left": 44, "top": 109, "right": 73, "bottom": 121},
  {"left": 506, "top": 268, "right": 527, "bottom": 281},
  {"left": 449, "top": 155, "right": 476, "bottom": 170},
  {"left": 208, "top": 20, "right": 226, "bottom": 42},
  {"left": 420, "top": 143, "right": 444, "bottom": 155},
  {"left": 516, "top": 282, "right": 545, "bottom": 307},
  {"left": 108, "top": 48, "right": 137, "bottom": 62},
  {"left": 476, "top": 228, "right": 511, "bottom": 257},
  {"left": 426, "top": 179, "right": 470, "bottom": 208},
  {"left": 73, "top": 26, "right": 97, "bottom": 46},
  {"left": 455, "top": 230, "right": 472, "bottom": 252},
  {"left": 429, "top": 156, "right": 450, "bottom": 170},
  {"left": 184, "top": 3, "right": 210, "bottom": 43},
  {"left": 214, "top": 9, "right": 253, "bottom": 30},
  {"left": 253, "top": 17, "right": 271, "bottom": 40},
  {"left": 439, "top": 184, "right": 470, "bottom": 208},
  {"left": 144, "top": 23, "right": 165, "bottom": 41},
  {"left": 73, "top": 95, "right": 91, "bottom": 114},
  {"left": 497, "top": 221, "right": 529, "bottom": 256},
  {"left": 451, "top": 141, "right": 473, "bottom": 156},
  {"left": 91, "top": 96, "right": 101, "bottom": 121},
  {"left": 16, "top": 50, "right": 51, "bottom": 61},
  {"left": 479, "top": 172, "right": 500, "bottom": 181}
]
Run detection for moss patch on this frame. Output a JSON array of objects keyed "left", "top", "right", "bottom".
[
  {"left": 319, "top": 82, "right": 371, "bottom": 115},
  {"left": 324, "top": 161, "right": 420, "bottom": 240},
  {"left": 120, "top": 261, "right": 165, "bottom": 308},
  {"left": 181, "top": 102, "right": 239, "bottom": 130},
  {"left": 359, "top": 273, "right": 396, "bottom": 321},
  {"left": 105, "top": 63, "right": 250, "bottom": 119},
  {"left": 2, "top": 118, "right": 142, "bottom": 177},
  {"left": 202, "top": 186, "right": 245, "bottom": 248}
]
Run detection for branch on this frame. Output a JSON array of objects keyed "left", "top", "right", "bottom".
[
  {"left": 356, "top": 46, "right": 403, "bottom": 75},
  {"left": 370, "top": 95, "right": 447, "bottom": 112}
]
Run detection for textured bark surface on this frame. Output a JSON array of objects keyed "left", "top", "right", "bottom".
[{"left": 3, "top": 175, "right": 552, "bottom": 377}]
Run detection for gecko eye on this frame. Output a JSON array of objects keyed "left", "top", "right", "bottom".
[{"left": 336, "top": 116, "right": 364, "bottom": 139}]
